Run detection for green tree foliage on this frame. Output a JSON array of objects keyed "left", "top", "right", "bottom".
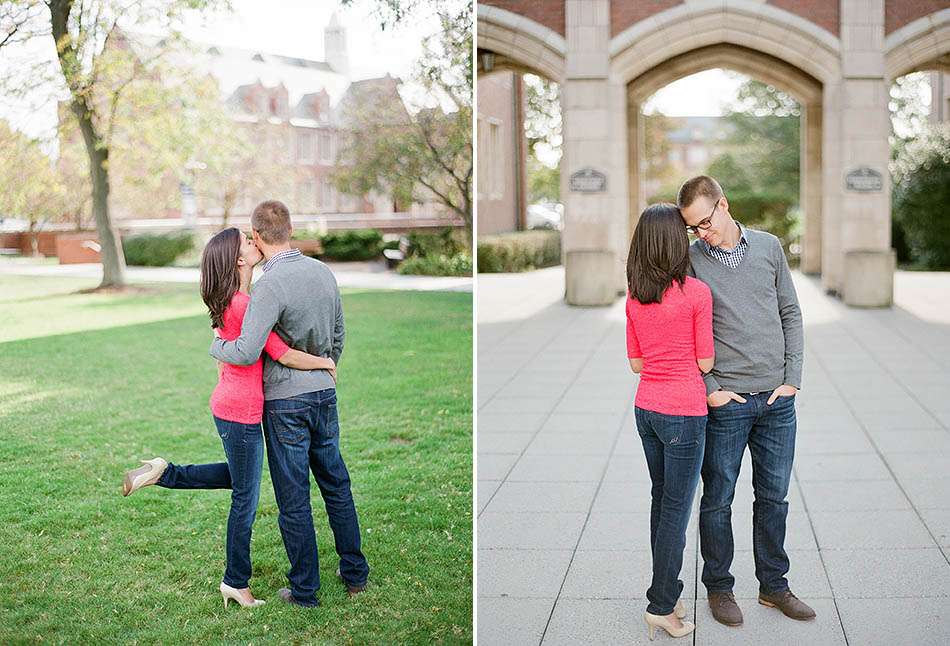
[
  {"left": 891, "top": 123, "right": 950, "bottom": 269},
  {"left": 705, "top": 152, "right": 752, "bottom": 194},
  {"left": 523, "top": 73, "right": 560, "bottom": 159},
  {"left": 1, "top": 0, "right": 226, "bottom": 288},
  {"left": 527, "top": 155, "right": 559, "bottom": 204},
  {"left": 723, "top": 79, "right": 800, "bottom": 202},
  {"left": 889, "top": 72, "right": 931, "bottom": 149},
  {"left": 0, "top": 120, "right": 68, "bottom": 253},
  {"left": 333, "top": 6, "right": 472, "bottom": 237},
  {"left": 641, "top": 112, "right": 678, "bottom": 191},
  {"left": 523, "top": 73, "right": 561, "bottom": 204},
  {"left": 705, "top": 79, "right": 801, "bottom": 251}
]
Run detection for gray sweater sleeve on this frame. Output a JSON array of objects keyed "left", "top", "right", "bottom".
[
  {"left": 703, "top": 371, "right": 722, "bottom": 395},
  {"left": 209, "top": 282, "right": 282, "bottom": 366},
  {"left": 773, "top": 239, "right": 804, "bottom": 388},
  {"left": 330, "top": 287, "right": 345, "bottom": 364}
]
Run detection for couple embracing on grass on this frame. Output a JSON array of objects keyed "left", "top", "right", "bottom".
[
  {"left": 121, "top": 200, "right": 369, "bottom": 609},
  {"left": 626, "top": 176, "right": 812, "bottom": 640}
]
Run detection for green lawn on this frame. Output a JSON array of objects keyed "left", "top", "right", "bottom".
[{"left": 0, "top": 276, "right": 472, "bottom": 645}]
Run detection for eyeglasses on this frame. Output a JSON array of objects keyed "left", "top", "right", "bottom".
[{"left": 686, "top": 201, "right": 718, "bottom": 235}]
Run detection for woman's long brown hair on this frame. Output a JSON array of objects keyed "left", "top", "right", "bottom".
[
  {"left": 626, "top": 203, "right": 692, "bottom": 304},
  {"left": 200, "top": 227, "right": 242, "bottom": 329}
]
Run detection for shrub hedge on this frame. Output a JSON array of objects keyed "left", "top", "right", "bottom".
[
  {"left": 122, "top": 232, "right": 194, "bottom": 267},
  {"left": 477, "top": 230, "right": 561, "bottom": 273},
  {"left": 892, "top": 124, "right": 950, "bottom": 269}
]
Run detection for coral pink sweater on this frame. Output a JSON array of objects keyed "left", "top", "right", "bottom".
[
  {"left": 209, "top": 291, "right": 289, "bottom": 424},
  {"left": 626, "top": 276, "right": 714, "bottom": 416}
]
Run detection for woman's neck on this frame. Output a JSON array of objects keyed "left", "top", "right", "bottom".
[{"left": 238, "top": 266, "right": 253, "bottom": 294}]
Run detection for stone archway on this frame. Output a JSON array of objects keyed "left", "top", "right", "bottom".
[
  {"left": 479, "top": 0, "right": 950, "bottom": 307},
  {"left": 626, "top": 45, "right": 824, "bottom": 275},
  {"left": 884, "top": 9, "right": 950, "bottom": 81},
  {"left": 476, "top": 5, "right": 567, "bottom": 239},
  {"left": 476, "top": 4, "right": 566, "bottom": 83},
  {"left": 555, "top": 0, "right": 843, "bottom": 304}
]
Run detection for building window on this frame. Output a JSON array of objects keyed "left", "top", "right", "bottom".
[
  {"left": 488, "top": 119, "right": 503, "bottom": 199},
  {"left": 296, "top": 130, "right": 315, "bottom": 163},
  {"left": 318, "top": 131, "right": 335, "bottom": 163},
  {"left": 476, "top": 117, "right": 486, "bottom": 200}
]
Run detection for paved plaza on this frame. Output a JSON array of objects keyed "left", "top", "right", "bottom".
[{"left": 477, "top": 267, "right": 950, "bottom": 645}]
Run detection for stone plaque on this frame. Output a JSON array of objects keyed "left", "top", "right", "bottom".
[
  {"left": 845, "top": 167, "right": 884, "bottom": 192},
  {"left": 569, "top": 167, "right": 607, "bottom": 193}
]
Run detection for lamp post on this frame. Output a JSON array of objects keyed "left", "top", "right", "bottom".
[{"left": 182, "top": 159, "right": 207, "bottom": 228}]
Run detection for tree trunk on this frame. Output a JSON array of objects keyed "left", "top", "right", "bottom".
[
  {"left": 50, "top": 0, "right": 126, "bottom": 289},
  {"left": 29, "top": 221, "right": 38, "bottom": 256},
  {"left": 73, "top": 103, "right": 126, "bottom": 288},
  {"left": 221, "top": 188, "right": 234, "bottom": 230}
]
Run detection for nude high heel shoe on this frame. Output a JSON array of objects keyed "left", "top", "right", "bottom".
[
  {"left": 220, "top": 582, "right": 265, "bottom": 608},
  {"left": 122, "top": 458, "right": 168, "bottom": 496},
  {"left": 645, "top": 612, "right": 695, "bottom": 640}
]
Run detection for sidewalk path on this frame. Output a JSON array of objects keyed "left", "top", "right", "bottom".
[
  {"left": 0, "top": 258, "right": 472, "bottom": 292},
  {"left": 477, "top": 267, "right": 950, "bottom": 645}
]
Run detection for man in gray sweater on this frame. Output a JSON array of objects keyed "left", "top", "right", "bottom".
[
  {"left": 678, "top": 176, "right": 814, "bottom": 626},
  {"left": 210, "top": 200, "right": 369, "bottom": 608}
]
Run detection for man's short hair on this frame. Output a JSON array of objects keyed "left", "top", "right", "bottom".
[
  {"left": 677, "top": 175, "right": 724, "bottom": 209},
  {"left": 251, "top": 200, "right": 292, "bottom": 244}
]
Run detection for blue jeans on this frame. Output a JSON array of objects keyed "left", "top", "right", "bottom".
[
  {"left": 635, "top": 407, "right": 706, "bottom": 616},
  {"left": 699, "top": 392, "right": 797, "bottom": 595},
  {"left": 157, "top": 416, "right": 263, "bottom": 589},
  {"left": 263, "top": 389, "right": 369, "bottom": 607}
]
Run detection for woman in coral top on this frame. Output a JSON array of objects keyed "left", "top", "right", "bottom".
[
  {"left": 625, "top": 204, "right": 714, "bottom": 640},
  {"left": 120, "top": 227, "right": 334, "bottom": 608}
]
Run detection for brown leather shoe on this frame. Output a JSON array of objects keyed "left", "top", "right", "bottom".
[
  {"left": 335, "top": 568, "right": 366, "bottom": 597},
  {"left": 277, "top": 587, "right": 320, "bottom": 608},
  {"left": 708, "top": 591, "right": 743, "bottom": 626},
  {"left": 758, "top": 589, "right": 816, "bottom": 621}
]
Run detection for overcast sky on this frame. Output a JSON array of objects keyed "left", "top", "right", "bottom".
[
  {"left": 0, "top": 0, "right": 461, "bottom": 144},
  {"left": 642, "top": 69, "right": 745, "bottom": 116}
]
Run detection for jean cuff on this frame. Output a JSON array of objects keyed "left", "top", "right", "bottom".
[{"left": 646, "top": 603, "right": 675, "bottom": 616}]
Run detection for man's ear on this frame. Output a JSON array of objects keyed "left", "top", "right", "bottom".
[
  {"left": 720, "top": 196, "right": 729, "bottom": 213},
  {"left": 251, "top": 229, "right": 262, "bottom": 246}
]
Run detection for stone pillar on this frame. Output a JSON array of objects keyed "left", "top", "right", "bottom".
[
  {"left": 824, "top": 0, "right": 893, "bottom": 306},
  {"left": 800, "top": 102, "right": 823, "bottom": 274},
  {"left": 561, "top": 0, "right": 625, "bottom": 305}
]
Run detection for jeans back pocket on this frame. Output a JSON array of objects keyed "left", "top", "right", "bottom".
[{"left": 266, "top": 406, "right": 310, "bottom": 446}]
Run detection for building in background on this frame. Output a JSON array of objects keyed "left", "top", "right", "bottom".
[
  {"left": 476, "top": 69, "right": 526, "bottom": 235},
  {"left": 641, "top": 115, "right": 732, "bottom": 200},
  {"left": 57, "top": 12, "right": 412, "bottom": 223}
]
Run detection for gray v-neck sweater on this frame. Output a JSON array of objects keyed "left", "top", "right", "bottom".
[
  {"left": 688, "top": 227, "right": 803, "bottom": 395},
  {"left": 209, "top": 254, "right": 343, "bottom": 400}
]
